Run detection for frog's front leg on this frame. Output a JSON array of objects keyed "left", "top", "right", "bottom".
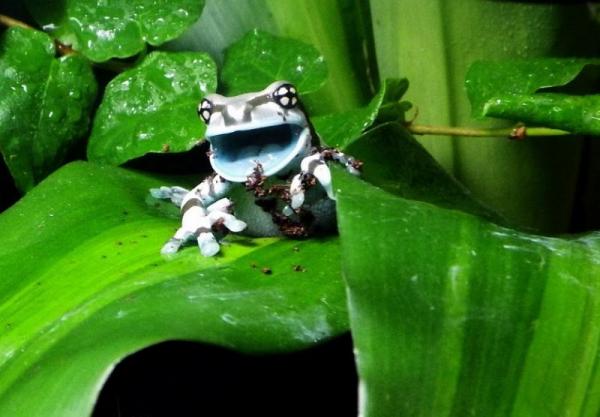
[
  {"left": 152, "top": 175, "right": 246, "bottom": 256},
  {"left": 287, "top": 148, "right": 362, "bottom": 211}
]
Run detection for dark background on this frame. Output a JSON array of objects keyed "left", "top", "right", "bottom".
[{"left": 92, "top": 335, "right": 358, "bottom": 417}]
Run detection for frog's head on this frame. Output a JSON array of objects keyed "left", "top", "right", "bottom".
[{"left": 199, "top": 81, "right": 312, "bottom": 182}]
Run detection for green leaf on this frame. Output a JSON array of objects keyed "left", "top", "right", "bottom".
[
  {"left": 87, "top": 51, "right": 217, "bottom": 166},
  {"left": 466, "top": 59, "right": 598, "bottom": 116},
  {"left": 313, "top": 78, "right": 409, "bottom": 149},
  {"left": 0, "top": 27, "right": 97, "bottom": 192},
  {"left": 466, "top": 59, "right": 600, "bottom": 135},
  {"left": 371, "top": 0, "right": 598, "bottom": 232},
  {"left": 0, "top": 162, "right": 347, "bottom": 417},
  {"left": 25, "top": 0, "right": 205, "bottom": 62},
  {"left": 221, "top": 29, "right": 327, "bottom": 97},
  {"left": 341, "top": 123, "right": 499, "bottom": 222},
  {"left": 166, "top": 0, "right": 372, "bottom": 114},
  {"left": 336, "top": 167, "right": 600, "bottom": 417}
]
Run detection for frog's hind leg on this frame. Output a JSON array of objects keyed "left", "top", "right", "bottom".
[{"left": 153, "top": 175, "right": 248, "bottom": 256}]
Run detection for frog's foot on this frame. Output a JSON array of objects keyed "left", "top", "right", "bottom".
[
  {"left": 161, "top": 238, "right": 183, "bottom": 255},
  {"left": 321, "top": 148, "right": 362, "bottom": 176},
  {"left": 161, "top": 198, "right": 247, "bottom": 257},
  {"left": 285, "top": 148, "right": 362, "bottom": 214},
  {"left": 160, "top": 229, "right": 193, "bottom": 255},
  {"left": 288, "top": 171, "right": 318, "bottom": 211},
  {"left": 150, "top": 185, "right": 190, "bottom": 206},
  {"left": 197, "top": 201, "right": 247, "bottom": 256}
]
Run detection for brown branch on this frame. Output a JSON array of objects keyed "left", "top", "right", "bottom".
[
  {"left": 0, "top": 14, "right": 33, "bottom": 29},
  {"left": 405, "top": 123, "right": 572, "bottom": 140}
]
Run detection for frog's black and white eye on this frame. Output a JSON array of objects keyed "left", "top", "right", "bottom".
[
  {"left": 198, "top": 99, "right": 213, "bottom": 124},
  {"left": 273, "top": 83, "right": 298, "bottom": 109}
]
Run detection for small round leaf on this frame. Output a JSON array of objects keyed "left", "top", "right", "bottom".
[{"left": 87, "top": 51, "right": 217, "bottom": 166}]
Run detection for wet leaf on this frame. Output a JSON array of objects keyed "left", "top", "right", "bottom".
[
  {"left": 0, "top": 27, "right": 97, "bottom": 192},
  {"left": 466, "top": 58, "right": 600, "bottom": 134},
  {"left": 313, "top": 78, "right": 409, "bottom": 149},
  {"left": 87, "top": 51, "right": 217, "bottom": 166},
  {"left": 0, "top": 162, "right": 347, "bottom": 417},
  {"left": 342, "top": 123, "right": 499, "bottom": 222},
  {"left": 221, "top": 29, "right": 328, "bottom": 97},
  {"left": 25, "top": 0, "right": 205, "bottom": 62},
  {"left": 165, "top": 0, "right": 373, "bottom": 114},
  {"left": 335, "top": 166, "right": 600, "bottom": 417}
]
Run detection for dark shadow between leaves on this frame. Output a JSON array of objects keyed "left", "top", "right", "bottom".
[
  {"left": 124, "top": 141, "right": 212, "bottom": 175},
  {"left": 92, "top": 334, "right": 357, "bottom": 417},
  {"left": 537, "top": 64, "right": 600, "bottom": 95},
  {"left": 0, "top": 156, "right": 19, "bottom": 213}
]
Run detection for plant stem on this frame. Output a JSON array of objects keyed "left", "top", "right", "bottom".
[
  {"left": 0, "top": 14, "right": 33, "bottom": 29},
  {"left": 404, "top": 123, "right": 571, "bottom": 139}
]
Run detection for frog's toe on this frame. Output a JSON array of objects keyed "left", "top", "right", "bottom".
[
  {"left": 282, "top": 205, "right": 294, "bottom": 217},
  {"left": 206, "top": 209, "right": 247, "bottom": 233},
  {"left": 198, "top": 232, "right": 220, "bottom": 257},
  {"left": 207, "top": 198, "right": 234, "bottom": 213},
  {"left": 161, "top": 238, "right": 183, "bottom": 255},
  {"left": 289, "top": 174, "right": 305, "bottom": 209},
  {"left": 225, "top": 217, "right": 247, "bottom": 232},
  {"left": 217, "top": 212, "right": 247, "bottom": 232},
  {"left": 311, "top": 164, "right": 334, "bottom": 200}
]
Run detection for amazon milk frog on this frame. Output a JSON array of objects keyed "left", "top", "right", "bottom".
[{"left": 151, "top": 81, "right": 361, "bottom": 256}]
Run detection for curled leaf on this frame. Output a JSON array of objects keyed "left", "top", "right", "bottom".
[
  {"left": 466, "top": 58, "right": 600, "bottom": 134},
  {"left": 313, "top": 78, "right": 409, "bottom": 149},
  {"left": 336, "top": 166, "right": 600, "bottom": 417},
  {"left": 0, "top": 162, "right": 348, "bottom": 417}
]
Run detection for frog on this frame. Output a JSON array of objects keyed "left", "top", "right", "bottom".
[{"left": 150, "top": 80, "right": 361, "bottom": 256}]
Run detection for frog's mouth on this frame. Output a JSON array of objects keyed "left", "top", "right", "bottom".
[{"left": 208, "top": 123, "right": 310, "bottom": 182}]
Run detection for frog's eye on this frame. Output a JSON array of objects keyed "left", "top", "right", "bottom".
[
  {"left": 272, "top": 83, "right": 298, "bottom": 109},
  {"left": 198, "top": 99, "right": 213, "bottom": 124}
]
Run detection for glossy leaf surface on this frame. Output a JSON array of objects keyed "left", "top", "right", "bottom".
[
  {"left": 313, "top": 78, "right": 409, "bottom": 149},
  {"left": 25, "top": 0, "right": 205, "bottom": 62},
  {"left": 0, "top": 27, "right": 97, "bottom": 192},
  {"left": 466, "top": 58, "right": 600, "bottom": 135},
  {"left": 0, "top": 162, "right": 347, "bottom": 417},
  {"left": 221, "top": 29, "right": 328, "bottom": 97},
  {"left": 342, "top": 123, "right": 498, "bottom": 222},
  {"left": 87, "top": 51, "right": 217, "bottom": 166},
  {"left": 336, "top": 166, "right": 600, "bottom": 417}
]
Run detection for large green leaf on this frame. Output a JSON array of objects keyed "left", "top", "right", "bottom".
[
  {"left": 336, "top": 167, "right": 600, "bottom": 417},
  {"left": 25, "top": 0, "right": 205, "bottom": 62},
  {"left": 221, "top": 29, "right": 328, "bottom": 97},
  {"left": 466, "top": 59, "right": 600, "bottom": 135},
  {"left": 0, "top": 162, "right": 347, "bottom": 417},
  {"left": 370, "top": 0, "right": 599, "bottom": 232},
  {"left": 87, "top": 51, "right": 217, "bottom": 166},
  {"left": 342, "top": 123, "right": 498, "bottom": 222},
  {"left": 0, "top": 27, "right": 97, "bottom": 192}
]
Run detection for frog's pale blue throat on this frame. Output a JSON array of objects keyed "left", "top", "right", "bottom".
[{"left": 199, "top": 81, "right": 312, "bottom": 183}]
